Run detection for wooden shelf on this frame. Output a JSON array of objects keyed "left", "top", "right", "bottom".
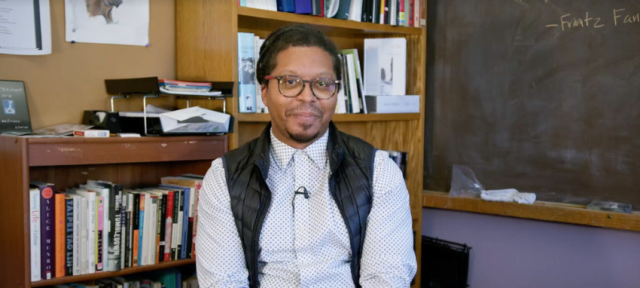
[
  {"left": 236, "top": 113, "right": 420, "bottom": 122},
  {"left": 237, "top": 6, "right": 422, "bottom": 35},
  {"left": 30, "top": 259, "right": 195, "bottom": 287},
  {"left": 423, "top": 191, "right": 640, "bottom": 232},
  {"left": 25, "top": 135, "right": 228, "bottom": 167}
]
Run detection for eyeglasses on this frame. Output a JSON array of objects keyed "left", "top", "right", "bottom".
[{"left": 264, "top": 75, "right": 340, "bottom": 100}]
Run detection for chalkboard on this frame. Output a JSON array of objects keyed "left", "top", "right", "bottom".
[{"left": 424, "top": 0, "right": 640, "bottom": 207}]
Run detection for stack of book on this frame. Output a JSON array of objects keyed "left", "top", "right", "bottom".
[
  {"left": 52, "top": 269, "right": 198, "bottom": 288},
  {"left": 29, "top": 175, "right": 204, "bottom": 281},
  {"left": 159, "top": 79, "right": 221, "bottom": 96},
  {"left": 239, "top": 0, "right": 426, "bottom": 28}
]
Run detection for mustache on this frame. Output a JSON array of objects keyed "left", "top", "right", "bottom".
[{"left": 285, "top": 104, "right": 323, "bottom": 117}]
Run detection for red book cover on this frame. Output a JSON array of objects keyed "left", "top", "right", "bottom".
[
  {"left": 163, "top": 191, "right": 174, "bottom": 262},
  {"left": 54, "top": 192, "right": 66, "bottom": 278}
]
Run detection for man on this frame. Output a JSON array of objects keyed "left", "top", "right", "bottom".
[{"left": 197, "top": 24, "right": 417, "bottom": 288}]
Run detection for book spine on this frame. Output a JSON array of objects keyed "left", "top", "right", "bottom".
[
  {"left": 164, "top": 191, "right": 174, "bottom": 262},
  {"left": 137, "top": 194, "right": 145, "bottom": 266},
  {"left": 191, "top": 183, "right": 201, "bottom": 258},
  {"left": 171, "top": 191, "right": 182, "bottom": 260},
  {"left": 73, "top": 130, "right": 109, "bottom": 137},
  {"left": 132, "top": 193, "right": 140, "bottom": 267},
  {"left": 109, "top": 185, "right": 122, "bottom": 271},
  {"left": 127, "top": 194, "right": 134, "bottom": 268},
  {"left": 65, "top": 198, "right": 74, "bottom": 276},
  {"left": 87, "top": 195, "right": 96, "bottom": 274},
  {"left": 79, "top": 198, "right": 88, "bottom": 274},
  {"left": 237, "top": 32, "right": 257, "bottom": 113},
  {"left": 158, "top": 195, "right": 167, "bottom": 262},
  {"left": 40, "top": 184, "right": 55, "bottom": 280},
  {"left": 96, "top": 196, "right": 104, "bottom": 272},
  {"left": 120, "top": 193, "right": 128, "bottom": 269},
  {"left": 155, "top": 195, "right": 163, "bottom": 264},
  {"left": 29, "top": 189, "right": 41, "bottom": 282},
  {"left": 55, "top": 193, "right": 65, "bottom": 278},
  {"left": 181, "top": 189, "right": 190, "bottom": 259},
  {"left": 72, "top": 197, "right": 80, "bottom": 276}
]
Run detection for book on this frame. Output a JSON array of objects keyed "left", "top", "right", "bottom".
[
  {"left": 31, "top": 124, "right": 93, "bottom": 136},
  {"left": 364, "top": 38, "right": 407, "bottom": 96},
  {"left": 238, "top": 32, "right": 257, "bottom": 113},
  {"left": 73, "top": 130, "right": 109, "bottom": 137},
  {"left": 30, "top": 181, "right": 55, "bottom": 280},
  {"left": 29, "top": 188, "right": 41, "bottom": 281},
  {"left": 0, "top": 80, "right": 32, "bottom": 135},
  {"left": 64, "top": 196, "right": 74, "bottom": 276},
  {"left": 276, "top": 0, "right": 295, "bottom": 12},
  {"left": 96, "top": 196, "right": 104, "bottom": 271},
  {"left": 294, "top": 0, "right": 312, "bottom": 14},
  {"left": 67, "top": 188, "right": 96, "bottom": 274},
  {"left": 54, "top": 192, "right": 65, "bottom": 278},
  {"left": 71, "top": 195, "right": 81, "bottom": 276}
]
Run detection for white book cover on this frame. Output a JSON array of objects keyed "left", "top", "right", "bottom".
[
  {"left": 146, "top": 196, "right": 157, "bottom": 265},
  {"left": 71, "top": 196, "right": 81, "bottom": 275},
  {"left": 82, "top": 182, "right": 110, "bottom": 270},
  {"left": 78, "top": 197, "right": 88, "bottom": 274},
  {"left": 364, "top": 38, "right": 407, "bottom": 96},
  {"left": 348, "top": 0, "right": 363, "bottom": 22},
  {"left": 68, "top": 189, "right": 95, "bottom": 274},
  {"left": 238, "top": 32, "right": 257, "bottom": 113},
  {"left": 142, "top": 193, "right": 152, "bottom": 265},
  {"left": 29, "top": 188, "right": 41, "bottom": 281},
  {"left": 254, "top": 37, "right": 268, "bottom": 113},
  {"left": 346, "top": 54, "right": 362, "bottom": 113}
]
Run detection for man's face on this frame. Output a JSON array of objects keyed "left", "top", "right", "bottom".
[{"left": 262, "top": 46, "right": 337, "bottom": 146}]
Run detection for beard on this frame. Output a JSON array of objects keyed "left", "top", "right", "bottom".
[
  {"left": 287, "top": 127, "right": 320, "bottom": 144},
  {"left": 284, "top": 103, "right": 324, "bottom": 144}
]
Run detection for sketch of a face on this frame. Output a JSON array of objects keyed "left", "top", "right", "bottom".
[
  {"left": 87, "top": 0, "right": 124, "bottom": 23},
  {"left": 69, "top": 0, "right": 124, "bottom": 32}
]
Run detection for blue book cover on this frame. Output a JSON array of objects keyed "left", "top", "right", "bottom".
[
  {"left": 277, "top": 0, "right": 295, "bottom": 12},
  {"left": 294, "top": 0, "right": 312, "bottom": 14},
  {"left": 237, "top": 32, "right": 257, "bottom": 113}
]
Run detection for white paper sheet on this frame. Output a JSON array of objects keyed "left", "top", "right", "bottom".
[
  {"left": 0, "top": 0, "right": 52, "bottom": 55},
  {"left": 65, "top": 0, "right": 149, "bottom": 46}
]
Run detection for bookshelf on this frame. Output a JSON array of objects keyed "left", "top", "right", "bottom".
[
  {"left": 0, "top": 135, "right": 227, "bottom": 288},
  {"left": 177, "top": 1, "right": 426, "bottom": 287}
]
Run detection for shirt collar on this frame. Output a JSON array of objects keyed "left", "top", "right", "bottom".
[{"left": 269, "top": 128, "right": 329, "bottom": 170}]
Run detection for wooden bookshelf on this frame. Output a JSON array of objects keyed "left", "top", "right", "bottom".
[
  {"left": 0, "top": 135, "right": 227, "bottom": 288},
  {"left": 30, "top": 259, "right": 195, "bottom": 287},
  {"left": 236, "top": 112, "right": 420, "bottom": 122},
  {"left": 237, "top": 6, "right": 423, "bottom": 35},
  {"left": 176, "top": 1, "right": 426, "bottom": 286}
]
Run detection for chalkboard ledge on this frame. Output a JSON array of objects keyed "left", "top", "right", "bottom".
[{"left": 423, "top": 191, "right": 640, "bottom": 232}]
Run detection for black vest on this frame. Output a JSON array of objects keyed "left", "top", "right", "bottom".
[{"left": 222, "top": 122, "right": 376, "bottom": 288}]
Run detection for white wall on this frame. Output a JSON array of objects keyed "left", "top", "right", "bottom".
[{"left": 422, "top": 208, "right": 640, "bottom": 288}]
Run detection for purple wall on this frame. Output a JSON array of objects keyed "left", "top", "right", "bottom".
[{"left": 422, "top": 208, "right": 640, "bottom": 288}]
